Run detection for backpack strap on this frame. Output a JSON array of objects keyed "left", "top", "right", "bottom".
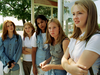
[
  {"left": 86, "top": 32, "right": 100, "bottom": 75},
  {"left": 89, "top": 67, "right": 94, "bottom": 75}
]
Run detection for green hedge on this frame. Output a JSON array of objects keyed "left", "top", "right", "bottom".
[
  {"left": 99, "top": 24, "right": 100, "bottom": 28},
  {"left": 0, "top": 23, "right": 3, "bottom": 30}
]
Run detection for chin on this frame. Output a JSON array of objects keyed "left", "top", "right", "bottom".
[
  {"left": 51, "top": 35, "right": 54, "bottom": 38},
  {"left": 75, "top": 25, "right": 81, "bottom": 28}
]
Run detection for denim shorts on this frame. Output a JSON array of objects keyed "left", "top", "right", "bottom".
[{"left": 46, "top": 69, "right": 67, "bottom": 75}]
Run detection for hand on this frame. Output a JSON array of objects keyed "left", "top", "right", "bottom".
[
  {"left": 33, "top": 66, "right": 38, "bottom": 75},
  {"left": 69, "top": 64, "right": 88, "bottom": 75},
  {"left": 41, "top": 64, "right": 52, "bottom": 71},
  {"left": 68, "top": 58, "right": 75, "bottom": 65},
  {"left": 9, "top": 62, "right": 15, "bottom": 69},
  {"left": 8, "top": 60, "right": 15, "bottom": 69},
  {"left": 39, "top": 61, "right": 47, "bottom": 68}
]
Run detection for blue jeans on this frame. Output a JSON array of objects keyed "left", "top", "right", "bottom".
[{"left": 46, "top": 69, "right": 67, "bottom": 75}]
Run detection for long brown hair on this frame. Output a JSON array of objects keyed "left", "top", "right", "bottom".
[
  {"left": 1, "top": 20, "right": 18, "bottom": 41},
  {"left": 23, "top": 22, "right": 35, "bottom": 38},
  {"left": 45, "top": 18, "right": 69, "bottom": 44},
  {"left": 70, "top": 0, "right": 100, "bottom": 41}
]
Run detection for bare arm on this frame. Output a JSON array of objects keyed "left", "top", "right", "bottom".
[
  {"left": 62, "top": 38, "right": 70, "bottom": 53},
  {"left": 77, "top": 50, "right": 99, "bottom": 69},
  {"left": 22, "top": 47, "right": 31, "bottom": 54},
  {"left": 61, "top": 48, "right": 70, "bottom": 71},
  {"left": 40, "top": 56, "right": 52, "bottom": 67},
  {"left": 32, "top": 47, "right": 37, "bottom": 75},
  {"left": 41, "top": 64, "right": 65, "bottom": 71},
  {"left": 77, "top": 34, "right": 100, "bottom": 71},
  {"left": 25, "top": 48, "right": 32, "bottom": 53},
  {"left": 61, "top": 48, "right": 88, "bottom": 75},
  {"left": 41, "top": 39, "right": 70, "bottom": 71}
]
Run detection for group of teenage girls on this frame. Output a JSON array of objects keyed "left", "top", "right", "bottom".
[{"left": 0, "top": 0, "right": 100, "bottom": 75}]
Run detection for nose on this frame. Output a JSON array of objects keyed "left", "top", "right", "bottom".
[
  {"left": 50, "top": 28, "right": 54, "bottom": 32},
  {"left": 73, "top": 14, "right": 78, "bottom": 19},
  {"left": 27, "top": 28, "right": 29, "bottom": 31},
  {"left": 39, "top": 23, "right": 42, "bottom": 26}
]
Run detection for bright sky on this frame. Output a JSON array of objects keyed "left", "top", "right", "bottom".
[{"left": 0, "top": 15, "right": 23, "bottom": 26}]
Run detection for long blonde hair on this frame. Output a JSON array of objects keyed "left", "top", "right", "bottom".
[
  {"left": 70, "top": 0, "right": 100, "bottom": 41},
  {"left": 1, "top": 20, "right": 18, "bottom": 41},
  {"left": 23, "top": 22, "right": 35, "bottom": 38},
  {"left": 45, "top": 18, "right": 69, "bottom": 44}
]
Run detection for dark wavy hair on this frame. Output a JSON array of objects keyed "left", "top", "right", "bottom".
[{"left": 35, "top": 15, "right": 48, "bottom": 35}]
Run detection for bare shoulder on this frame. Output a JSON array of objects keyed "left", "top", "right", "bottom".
[{"left": 63, "top": 38, "right": 70, "bottom": 44}]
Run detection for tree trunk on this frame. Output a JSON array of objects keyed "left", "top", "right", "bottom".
[{"left": 22, "top": 19, "right": 26, "bottom": 25}]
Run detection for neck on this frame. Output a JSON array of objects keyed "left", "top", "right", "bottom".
[
  {"left": 8, "top": 32, "right": 13, "bottom": 38},
  {"left": 54, "top": 34, "right": 59, "bottom": 40},
  {"left": 28, "top": 34, "right": 32, "bottom": 38},
  {"left": 80, "top": 27, "right": 86, "bottom": 34},
  {"left": 53, "top": 37, "right": 58, "bottom": 46},
  {"left": 41, "top": 30, "right": 45, "bottom": 33},
  {"left": 54, "top": 37, "right": 58, "bottom": 40}
]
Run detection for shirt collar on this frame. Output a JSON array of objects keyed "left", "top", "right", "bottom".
[
  {"left": 7, "top": 34, "right": 16, "bottom": 39},
  {"left": 79, "top": 32, "right": 85, "bottom": 38}
]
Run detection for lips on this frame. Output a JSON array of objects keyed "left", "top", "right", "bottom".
[
  {"left": 10, "top": 28, "right": 13, "bottom": 30},
  {"left": 40, "top": 26, "right": 44, "bottom": 28},
  {"left": 75, "top": 21, "right": 80, "bottom": 24},
  {"left": 51, "top": 33, "right": 54, "bottom": 35},
  {"left": 27, "top": 31, "right": 30, "bottom": 33}
]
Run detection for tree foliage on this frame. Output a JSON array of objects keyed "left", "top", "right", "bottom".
[
  {"left": 0, "top": 0, "right": 31, "bottom": 24},
  {"left": 34, "top": 6, "right": 57, "bottom": 19},
  {"left": 0, "top": 23, "right": 3, "bottom": 30},
  {"left": 0, "top": 0, "right": 57, "bottom": 25}
]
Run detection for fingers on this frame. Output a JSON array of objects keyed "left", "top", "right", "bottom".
[
  {"left": 41, "top": 65, "right": 46, "bottom": 71},
  {"left": 41, "top": 67, "right": 47, "bottom": 71},
  {"left": 39, "top": 62, "right": 45, "bottom": 67},
  {"left": 9, "top": 63, "right": 15, "bottom": 69},
  {"left": 39, "top": 63, "right": 42, "bottom": 67}
]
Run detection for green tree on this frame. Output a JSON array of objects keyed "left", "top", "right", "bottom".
[
  {"left": 0, "top": 23, "right": 3, "bottom": 30},
  {"left": 34, "top": 6, "right": 57, "bottom": 19},
  {"left": 0, "top": 0, "right": 31, "bottom": 24},
  {"left": 98, "top": 24, "right": 100, "bottom": 28},
  {"left": 0, "top": 0, "right": 57, "bottom": 24}
]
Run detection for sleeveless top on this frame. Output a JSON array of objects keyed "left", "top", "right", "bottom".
[{"left": 50, "top": 43, "right": 64, "bottom": 64}]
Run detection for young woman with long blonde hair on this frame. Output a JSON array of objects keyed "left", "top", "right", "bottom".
[
  {"left": 61, "top": 0, "right": 100, "bottom": 75},
  {"left": 40, "top": 18, "right": 70, "bottom": 75},
  {"left": 22, "top": 22, "right": 35, "bottom": 75}
]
